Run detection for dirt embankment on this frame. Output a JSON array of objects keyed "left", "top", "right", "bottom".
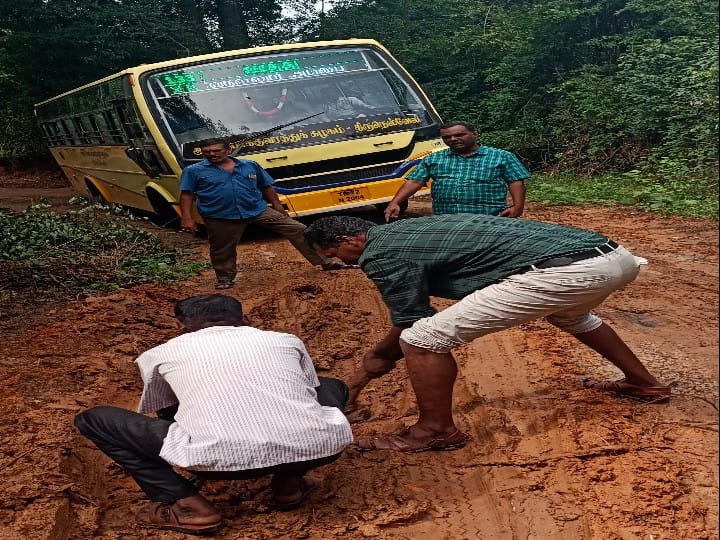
[{"left": 0, "top": 182, "right": 717, "bottom": 539}]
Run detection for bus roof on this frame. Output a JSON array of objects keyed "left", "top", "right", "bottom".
[{"left": 35, "top": 39, "right": 387, "bottom": 107}]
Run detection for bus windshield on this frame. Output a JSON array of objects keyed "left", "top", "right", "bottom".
[{"left": 143, "top": 47, "right": 435, "bottom": 160}]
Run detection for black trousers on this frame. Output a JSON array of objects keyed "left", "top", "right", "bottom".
[{"left": 74, "top": 377, "right": 349, "bottom": 503}]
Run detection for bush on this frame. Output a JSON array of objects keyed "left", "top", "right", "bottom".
[{"left": 0, "top": 199, "right": 209, "bottom": 299}]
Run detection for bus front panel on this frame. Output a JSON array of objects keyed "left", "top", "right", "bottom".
[{"left": 141, "top": 44, "right": 443, "bottom": 216}]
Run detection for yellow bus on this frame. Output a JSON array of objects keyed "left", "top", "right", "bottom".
[{"left": 34, "top": 39, "right": 443, "bottom": 225}]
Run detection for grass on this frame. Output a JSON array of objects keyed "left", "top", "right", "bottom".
[{"left": 528, "top": 172, "right": 718, "bottom": 218}]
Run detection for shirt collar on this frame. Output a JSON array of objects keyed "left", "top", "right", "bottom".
[
  {"left": 448, "top": 145, "right": 485, "bottom": 158},
  {"left": 201, "top": 157, "right": 239, "bottom": 168}
]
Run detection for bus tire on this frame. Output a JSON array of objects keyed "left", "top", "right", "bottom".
[
  {"left": 147, "top": 189, "right": 180, "bottom": 228},
  {"left": 85, "top": 180, "right": 108, "bottom": 204}
]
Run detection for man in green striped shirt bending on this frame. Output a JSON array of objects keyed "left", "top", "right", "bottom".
[
  {"left": 304, "top": 214, "right": 670, "bottom": 453},
  {"left": 383, "top": 121, "right": 530, "bottom": 221}
]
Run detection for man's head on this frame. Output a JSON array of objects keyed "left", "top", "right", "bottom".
[
  {"left": 174, "top": 294, "right": 248, "bottom": 332},
  {"left": 199, "top": 138, "right": 232, "bottom": 164},
  {"left": 439, "top": 121, "right": 479, "bottom": 156},
  {"left": 304, "top": 216, "right": 375, "bottom": 264}
]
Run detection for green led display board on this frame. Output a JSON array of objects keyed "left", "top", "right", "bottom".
[
  {"left": 155, "top": 50, "right": 369, "bottom": 96},
  {"left": 242, "top": 59, "right": 301, "bottom": 76}
]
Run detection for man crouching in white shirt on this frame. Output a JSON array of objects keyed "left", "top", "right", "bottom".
[{"left": 74, "top": 294, "right": 354, "bottom": 535}]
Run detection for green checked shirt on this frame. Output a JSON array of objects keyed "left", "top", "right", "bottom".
[
  {"left": 406, "top": 146, "right": 530, "bottom": 215},
  {"left": 359, "top": 214, "right": 608, "bottom": 326}
]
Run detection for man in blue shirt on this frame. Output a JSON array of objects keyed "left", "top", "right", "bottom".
[
  {"left": 179, "top": 139, "right": 355, "bottom": 289},
  {"left": 383, "top": 121, "right": 530, "bottom": 221}
]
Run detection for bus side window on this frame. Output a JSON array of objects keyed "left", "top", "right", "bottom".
[
  {"left": 39, "top": 124, "right": 51, "bottom": 146},
  {"left": 41, "top": 122, "right": 62, "bottom": 146},
  {"left": 73, "top": 117, "right": 92, "bottom": 144},
  {"left": 117, "top": 104, "right": 147, "bottom": 142},
  {"left": 102, "top": 110, "right": 125, "bottom": 144},
  {"left": 59, "top": 119, "right": 77, "bottom": 145},
  {"left": 86, "top": 114, "right": 105, "bottom": 144}
]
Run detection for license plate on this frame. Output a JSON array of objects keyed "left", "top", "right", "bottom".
[{"left": 331, "top": 186, "right": 371, "bottom": 205}]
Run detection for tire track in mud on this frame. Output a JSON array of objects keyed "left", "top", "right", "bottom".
[
  {"left": 373, "top": 326, "right": 594, "bottom": 540},
  {"left": 242, "top": 226, "right": 718, "bottom": 540},
  {"left": 1, "top": 203, "right": 717, "bottom": 539}
]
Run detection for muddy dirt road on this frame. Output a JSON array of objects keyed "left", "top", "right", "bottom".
[{"left": 0, "top": 182, "right": 718, "bottom": 539}]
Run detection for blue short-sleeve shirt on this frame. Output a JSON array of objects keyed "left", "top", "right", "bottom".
[{"left": 180, "top": 158, "right": 275, "bottom": 219}]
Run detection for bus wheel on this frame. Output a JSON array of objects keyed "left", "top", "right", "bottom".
[
  {"left": 376, "top": 200, "right": 409, "bottom": 214},
  {"left": 85, "top": 180, "right": 108, "bottom": 204},
  {"left": 147, "top": 189, "right": 180, "bottom": 228}
]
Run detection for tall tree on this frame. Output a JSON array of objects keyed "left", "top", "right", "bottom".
[
  {"left": 215, "top": 0, "right": 252, "bottom": 49},
  {"left": 321, "top": 0, "right": 718, "bottom": 179},
  {"left": 0, "top": 0, "right": 309, "bottom": 158}
]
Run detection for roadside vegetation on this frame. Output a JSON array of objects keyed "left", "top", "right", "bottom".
[
  {"left": 0, "top": 199, "right": 209, "bottom": 307},
  {"left": 1, "top": 1, "right": 716, "bottom": 188},
  {"left": 529, "top": 172, "right": 718, "bottom": 218}
]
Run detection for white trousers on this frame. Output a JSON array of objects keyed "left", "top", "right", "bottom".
[{"left": 400, "top": 246, "right": 642, "bottom": 353}]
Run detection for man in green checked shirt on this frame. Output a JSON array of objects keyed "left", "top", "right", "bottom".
[
  {"left": 304, "top": 213, "right": 670, "bottom": 453},
  {"left": 383, "top": 121, "right": 529, "bottom": 221}
]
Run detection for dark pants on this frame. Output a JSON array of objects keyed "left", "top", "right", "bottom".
[
  {"left": 74, "top": 377, "right": 349, "bottom": 503},
  {"left": 203, "top": 209, "right": 329, "bottom": 282}
]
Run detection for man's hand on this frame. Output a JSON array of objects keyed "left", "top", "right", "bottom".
[
  {"left": 180, "top": 217, "right": 197, "bottom": 234},
  {"left": 346, "top": 351, "right": 399, "bottom": 407},
  {"left": 347, "top": 326, "right": 405, "bottom": 405},
  {"left": 384, "top": 202, "right": 403, "bottom": 222},
  {"left": 271, "top": 203, "right": 289, "bottom": 216},
  {"left": 498, "top": 205, "right": 524, "bottom": 218},
  {"left": 363, "top": 350, "right": 398, "bottom": 376}
]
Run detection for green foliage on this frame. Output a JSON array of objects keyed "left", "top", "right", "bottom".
[
  {"left": 325, "top": 0, "right": 718, "bottom": 188},
  {"left": 528, "top": 172, "right": 718, "bottom": 217},
  {"left": 0, "top": 200, "right": 209, "bottom": 296},
  {"left": 0, "top": 0, "right": 717, "bottom": 192},
  {"left": 0, "top": 96, "right": 47, "bottom": 159}
]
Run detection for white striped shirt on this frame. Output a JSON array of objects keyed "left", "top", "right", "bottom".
[{"left": 135, "top": 326, "right": 353, "bottom": 471}]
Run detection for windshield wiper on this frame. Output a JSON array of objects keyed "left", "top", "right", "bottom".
[{"left": 229, "top": 112, "right": 323, "bottom": 157}]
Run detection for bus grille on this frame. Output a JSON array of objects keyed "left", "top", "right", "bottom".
[{"left": 273, "top": 163, "right": 400, "bottom": 191}]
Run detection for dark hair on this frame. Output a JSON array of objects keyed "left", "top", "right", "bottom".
[
  {"left": 174, "top": 294, "right": 244, "bottom": 326},
  {"left": 198, "top": 137, "right": 230, "bottom": 149},
  {"left": 304, "top": 216, "right": 376, "bottom": 248},
  {"left": 440, "top": 120, "right": 477, "bottom": 133}
]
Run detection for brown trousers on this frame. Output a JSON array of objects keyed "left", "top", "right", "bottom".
[{"left": 203, "top": 208, "right": 328, "bottom": 282}]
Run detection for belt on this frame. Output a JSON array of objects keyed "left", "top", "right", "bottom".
[{"left": 533, "top": 240, "right": 619, "bottom": 269}]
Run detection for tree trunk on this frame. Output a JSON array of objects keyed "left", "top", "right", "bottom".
[
  {"left": 180, "top": 0, "right": 213, "bottom": 53},
  {"left": 217, "top": 0, "right": 251, "bottom": 50}
]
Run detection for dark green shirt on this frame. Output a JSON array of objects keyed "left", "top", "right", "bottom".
[{"left": 359, "top": 214, "right": 608, "bottom": 326}]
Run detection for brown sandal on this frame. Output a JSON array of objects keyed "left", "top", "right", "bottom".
[
  {"left": 354, "top": 428, "right": 470, "bottom": 453},
  {"left": 267, "top": 478, "right": 317, "bottom": 510},
  {"left": 582, "top": 378, "right": 671, "bottom": 402}
]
